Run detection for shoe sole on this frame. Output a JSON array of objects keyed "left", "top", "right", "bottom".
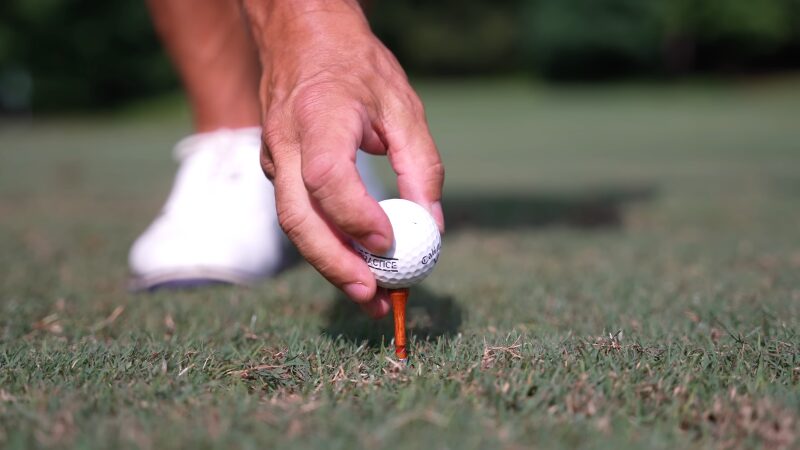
[{"left": 128, "top": 268, "right": 259, "bottom": 292}]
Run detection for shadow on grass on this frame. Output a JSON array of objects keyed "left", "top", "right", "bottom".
[
  {"left": 321, "top": 285, "right": 462, "bottom": 348},
  {"left": 280, "top": 185, "right": 656, "bottom": 275},
  {"left": 314, "top": 185, "right": 654, "bottom": 346},
  {"left": 443, "top": 185, "right": 656, "bottom": 230}
]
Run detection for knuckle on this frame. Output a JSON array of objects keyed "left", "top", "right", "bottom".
[
  {"left": 302, "top": 154, "right": 340, "bottom": 198},
  {"left": 429, "top": 160, "right": 445, "bottom": 181},
  {"left": 427, "top": 160, "right": 445, "bottom": 191},
  {"left": 260, "top": 150, "right": 276, "bottom": 181},
  {"left": 396, "top": 88, "right": 424, "bottom": 115},
  {"left": 276, "top": 204, "right": 308, "bottom": 241},
  {"left": 293, "top": 81, "right": 342, "bottom": 120},
  {"left": 293, "top": 93, "right": 325, "bottom": 124},
  {"left": 263, "top": 118, "right": 288, "bottom": 150},
  {"left": 382, "top": 88, "right": 426, "bottom": 124},
  {"left": 297, "top": 98, "right": 361, "bottom": 130},
  {"left": 290, "top": 77, "right": 365, "bottom": 125},
  {"left": 259, "top": 136, "right": 277, "bottom": 180}
]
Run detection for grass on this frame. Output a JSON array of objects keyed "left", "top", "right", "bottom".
[{"left": 1, "top": 77, "right": 799, "bottom": 449}]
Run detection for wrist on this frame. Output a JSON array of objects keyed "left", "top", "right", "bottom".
[{"left": 244, "top": 0, "right": 369, "bottom": 50}]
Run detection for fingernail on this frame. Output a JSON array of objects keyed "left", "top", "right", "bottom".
[
  {"left": 362, "top": 232, "right": 391, "bottom": 253},
  {"left": 343, "top": 282, "right": 372, "bottom": 303},
  {"left": 431, "top": 201, "right": 445, "bottom": 233}
]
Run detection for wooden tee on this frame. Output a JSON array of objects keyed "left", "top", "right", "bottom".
[{"left": 389, "top": 288, "right": 409, "bottom": 361}]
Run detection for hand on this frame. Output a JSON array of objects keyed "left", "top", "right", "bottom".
[{"left": 244, "top": 0, "right": 444, "bottom": 318}]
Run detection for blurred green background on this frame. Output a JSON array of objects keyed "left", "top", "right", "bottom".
[
  {"left": 2, "top": 0, "right": 800, "bottom": 112},
  {"left": 2, "top": 2, "right": 800, "bottom": 448}
]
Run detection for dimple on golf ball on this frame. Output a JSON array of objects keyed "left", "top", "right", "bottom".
[{"left": 353, "top": 199, "right": 441, "bottom": 289}]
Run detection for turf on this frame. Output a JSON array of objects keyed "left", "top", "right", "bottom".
[{"left": 1, "top": 78, "right": 799, "bottom": 449}]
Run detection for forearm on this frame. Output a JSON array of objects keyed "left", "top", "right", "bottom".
[
  {"left": 243, "top": 0, "right": 380, "bottom": 109},
  {"left": 240, "top": 0, "right": 443, "bottom": 314}
]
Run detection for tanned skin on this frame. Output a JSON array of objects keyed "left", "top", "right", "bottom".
[{"left": 146, "top": 0, "right": 444, "bottom": 318}]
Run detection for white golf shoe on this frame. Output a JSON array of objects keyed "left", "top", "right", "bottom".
[{"left": 129, "top": 127, "right": 385, "bottom": 291}]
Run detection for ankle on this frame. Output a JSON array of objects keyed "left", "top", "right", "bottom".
[{"left": 191, "top": 102, "right": 261, "bottom": 133}]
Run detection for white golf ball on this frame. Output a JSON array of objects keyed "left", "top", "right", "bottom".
[{"left": 353, "top": 199, "right": 442, "bottom": 289}]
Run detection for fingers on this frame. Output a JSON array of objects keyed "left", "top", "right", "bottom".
[
  {"left": 299, "top": 109, "right": 393, "bottom": 253},
  {"left": 263, "top": 78, "right": 441, "bottom": 317},
  {"left": 382, "top": 94, "right": 446, "bottom": 232},
  {"left": 360, "top": 288, "right": 391, "bottom": 319},
  {"left": 270, "top": 143, "right": 379, "bottom": 304}
]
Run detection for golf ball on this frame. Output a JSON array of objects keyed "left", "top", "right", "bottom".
[{"left": 354, "top": 199, "right": 441, "bottom": 289}]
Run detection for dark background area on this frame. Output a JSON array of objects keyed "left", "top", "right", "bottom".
[{"left": 1, "top": 0, "right": 800, "bottom": 112}]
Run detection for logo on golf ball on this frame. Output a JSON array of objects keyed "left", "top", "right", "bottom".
[
  {"left": 421, "top": 242, "right": 441, "bottom": 265},
  {"left": 353, "top": 199, "right": 442, "bottom": 289},
  {"left": 356, "top": 249, "right": 399, "bottom": 273}
]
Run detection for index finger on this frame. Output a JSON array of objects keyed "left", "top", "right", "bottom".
[
  {"left": 270, "top": 145, "right": 380, "bottom": 304},
  {"left": 299, "top": 107, "right": 395, "bottom": 254},
  {"left": 382, "top": 95, "right": 445, "bottom": 231}
]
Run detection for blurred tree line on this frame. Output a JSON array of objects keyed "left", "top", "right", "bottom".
[{"left": 2, "top": 0, "right": 799, "bottom": 111}]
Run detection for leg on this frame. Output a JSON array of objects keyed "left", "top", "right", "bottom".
[
  {"left": 130, "top": 0, "right": 279, "bottom": 289},
  {"left": 146, "top": 0, "right": 261, "bottom": 132},
  {"left": 130, "top": 0, "right": 386, "bottom": 291}
]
